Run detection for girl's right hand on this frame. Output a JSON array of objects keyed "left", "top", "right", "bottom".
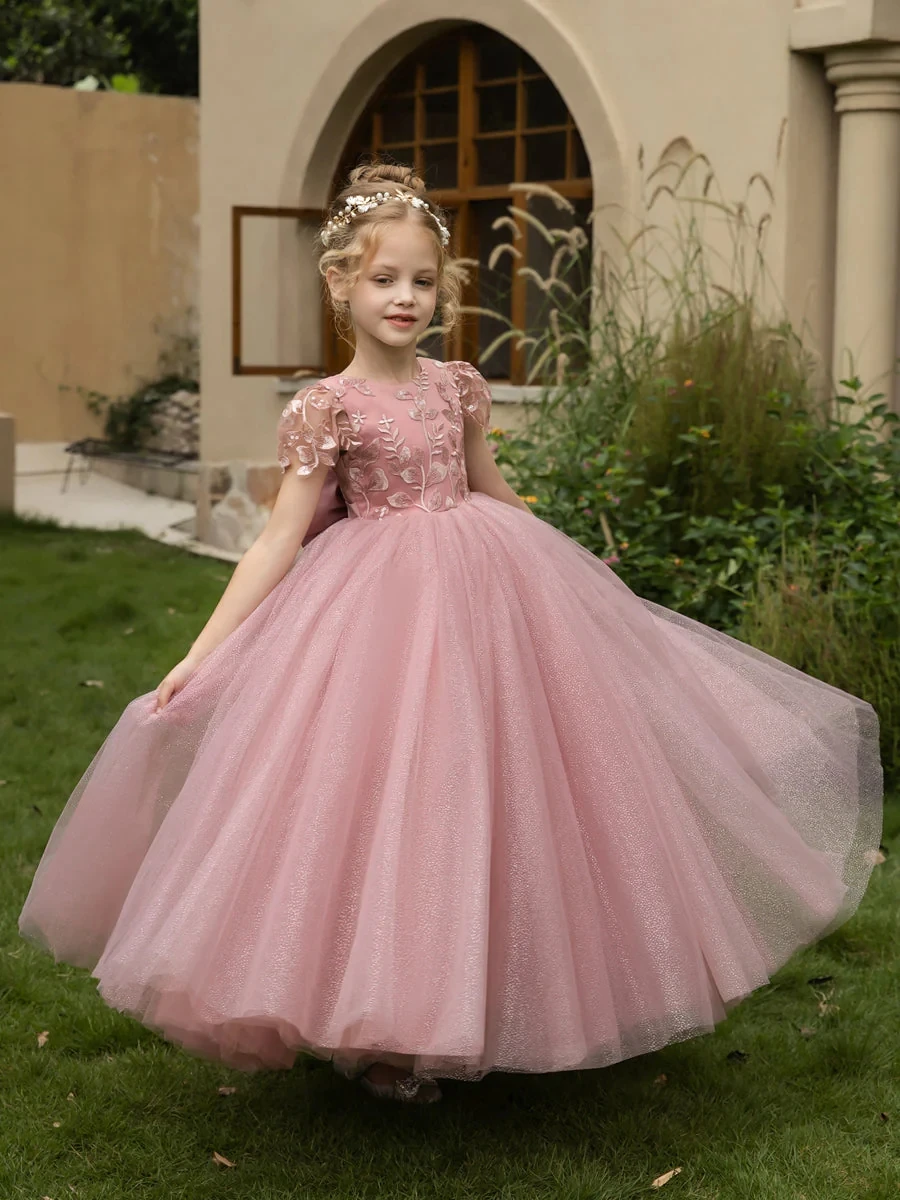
[{"left": 154, "top": 656, "right": 202, "bottom": 712}]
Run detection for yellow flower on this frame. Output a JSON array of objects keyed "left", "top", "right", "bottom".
[
  {"left": 673, "top": 557, "right": 683, "bottom": 566},
  {"left": 491, "top": 427, "right": 505, "bottom": 436},
  {"left": 684, "top": 379, "right": 694, "bottom": 387},
  {"left": 699, "top": 429, "right": 711, "bottom": 439},
  {"left": 520, "top": 494, "right": 538, "bottom": 504},
  {"left": 619, "top": 541, "right": 629, "bottom": 550}
]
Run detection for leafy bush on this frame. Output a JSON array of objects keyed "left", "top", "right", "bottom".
[
  {"left": 0, "top": 1, "right": 128, "bottom": 86},
  {"left": 0, "top": 0, "right": 198, "bottom": 95},
  {"left": 477, "top": 155, "right": 900, "bottom": 778},
  {"left": 76, "top": 374, "right": 198, "bottom": 453},
  {"left": 738, "top": 544, "right": 900, "bottom": 779},
  {"left": 64, "top": 322, "right": 199, "bottom": 452}
]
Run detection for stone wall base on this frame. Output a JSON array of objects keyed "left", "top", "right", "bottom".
[
  {"left": 195, "top": 460, "right": 282, "bottom": 553},
  {"left": 90, "top": 456, "right": 199, "bottom": 502}
]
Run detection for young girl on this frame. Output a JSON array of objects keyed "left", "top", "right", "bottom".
[{"left": 18, "top": 162, "right": 884, "bottom": 1106}]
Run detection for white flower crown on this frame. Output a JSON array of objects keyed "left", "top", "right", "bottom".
[{"left": 321, "top": 189, "right": 451, "bottom": 247}]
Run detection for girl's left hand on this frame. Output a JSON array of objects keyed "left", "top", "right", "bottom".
[{"left": 154, "top": 657, "right": 201, "bottom": 712}]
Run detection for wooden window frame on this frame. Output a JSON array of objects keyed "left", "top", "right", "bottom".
[
  {"left": 231, "top": 204, "right": 327, "bottom": 376},
  {"left": 334, "top": 29, "right": 593, "bottom": 383}
]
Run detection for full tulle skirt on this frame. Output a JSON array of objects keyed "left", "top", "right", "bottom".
[{"left": 18, "top": 493, "right": 883, "bottom": 1080}]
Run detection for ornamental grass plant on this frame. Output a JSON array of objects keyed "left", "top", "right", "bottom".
[{"left": 468, "top": 151, "right": 900, "bottom": 780}]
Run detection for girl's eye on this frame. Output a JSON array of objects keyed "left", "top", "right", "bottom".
[{"left": 372, "top": 277, "right": 435, "bottom": 286}]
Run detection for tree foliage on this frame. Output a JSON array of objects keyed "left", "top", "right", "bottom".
[{"left": 0, "top": 0, "right": 198, "bottom": 95}]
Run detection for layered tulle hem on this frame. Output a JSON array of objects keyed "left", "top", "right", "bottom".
[{"left": 17, "top": 492, "right": 883, "bottom": 1080}]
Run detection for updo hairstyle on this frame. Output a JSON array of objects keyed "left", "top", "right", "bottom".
[{"left": 318, "top": 161, "right": 467, "bottom": 343}]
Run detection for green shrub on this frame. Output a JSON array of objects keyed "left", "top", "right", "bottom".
[
  {"left": 478, "top": 158, "right": 900, "bottom": 779},
  {"left": 737, "top": 545, "right": 900, "bottom": 777}
]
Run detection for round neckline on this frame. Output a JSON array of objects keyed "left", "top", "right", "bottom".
[{"left": 328, "top": 359, "right": 434, "bottom": 388}]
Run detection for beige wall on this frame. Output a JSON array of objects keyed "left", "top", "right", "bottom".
[
  {"left": 190, "top": 1, "right": 900, "bottom": 549},
  {"left": 198, "top": 0, "right": 836, "bottom": 483},
  {"left": 0, "top": 83, "right": 198, "bottom": 443}
]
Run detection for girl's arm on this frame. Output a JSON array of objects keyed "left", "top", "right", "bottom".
[
  {"left": 154, "top": 462, "right": 330, "bottom": 709},
  {"left": 463, "top": 418, "right": 533, "bottom": 513}
]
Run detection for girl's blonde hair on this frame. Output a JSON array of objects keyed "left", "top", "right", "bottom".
[{"left": 318, "top": 160, "right": 467, "bottom": 344}]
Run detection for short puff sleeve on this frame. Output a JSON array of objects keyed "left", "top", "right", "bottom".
[
  {"left": 445, "top": 360, "right": 492, "bottom": 432},
  {"left": 277, "top": 384, "right": 344, "bottom": 476}
]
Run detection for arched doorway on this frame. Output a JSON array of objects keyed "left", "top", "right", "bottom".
[{"left": 328, "top": 24, "right": 594, "bottom": 384}]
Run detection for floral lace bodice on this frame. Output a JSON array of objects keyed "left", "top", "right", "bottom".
[{"left": 276, "top": 358, "right": 493, "bottom": 521}]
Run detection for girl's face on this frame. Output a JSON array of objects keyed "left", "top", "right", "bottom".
[{"left": 328, "top": 220, "right": 440, "bottom": 350}]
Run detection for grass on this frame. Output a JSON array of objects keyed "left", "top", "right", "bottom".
[{"left": 1, "top": 512, "right": 898, "bottom": 1200}]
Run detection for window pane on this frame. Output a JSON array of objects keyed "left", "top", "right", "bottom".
[
  {"left": 376, "top": 144, "right": 415, "bottom": 169},
  {"left": 573, "top": 127, "right": 590, "bottom": 179},
  {"left": 425, "top": 90, "right": 458, "bottom": 138},
  {"left": 422, "top": 40, "right": 457, "bottom": 88},
  {"left": 417, "top": 328, "right": 447, "bottom": 360},
  {"left": 422, "top": 141, "right": 457, "bottom": 190},
  {"left": 524, "top": 194, "right": 592, "bottom": 379},
  {"left": 474, "top": 199, "right": 514, "bottom": 379},
  {"left": 525, "top": 78, "right": 568, "bottom": 129},
  {"left": 380, "top": 96, "right": 415, "bottom": 145},
  {"left": 524, "top": 132, "right": 566, "bottom": 182},
  {"left": 478, "top": 83, "right": 517, "bottom": 133},
  {"left": 384, "top": 61, "right": 416, "bottom": 92},
  {"left": 475, "top": 137, "right": 515, "bottom": 186},
  {"left": 521, "top": 49, "right": 541, "bottom": 75},
  {"left": 476, "top": 34, "right": 519, "bottom": 81}
]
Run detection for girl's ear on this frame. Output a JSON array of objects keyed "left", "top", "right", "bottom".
[{"left": 325, "top": 266, "right": 348, "bottom": 303}]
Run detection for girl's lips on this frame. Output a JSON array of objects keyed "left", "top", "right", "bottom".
[{"left": 387, "top": 315, "right": 416, "bottom": 326}]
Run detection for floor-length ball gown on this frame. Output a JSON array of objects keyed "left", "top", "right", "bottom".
[{"left": 18, "top": 356, "right": 883, "bottom": 1083}]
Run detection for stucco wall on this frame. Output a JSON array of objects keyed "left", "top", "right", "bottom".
[
  {"left": 200, "top": 1, "right": 831, "bottom": 472},
  {"left": 0, "top": 83, "right": 199, "bottom": 443}
]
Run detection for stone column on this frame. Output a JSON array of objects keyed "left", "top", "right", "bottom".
[{"left": 825, "top": 44, "right": 900, "bottom": 414}]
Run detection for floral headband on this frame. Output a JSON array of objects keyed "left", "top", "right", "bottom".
[{"left": 321, "top": 190, "right": 451, "bottom": 247}]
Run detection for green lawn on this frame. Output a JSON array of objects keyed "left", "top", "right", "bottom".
[{"left": 2, "top": 513, "right": 898, "bottom": 1200}]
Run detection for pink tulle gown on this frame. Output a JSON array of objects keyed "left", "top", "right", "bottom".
[{"left": 18, "top": 356, "right": 883, "bottom": 1085}]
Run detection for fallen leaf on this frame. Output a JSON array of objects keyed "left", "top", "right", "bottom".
[
  {"left": 167, "top": 607, "right": 177, "bottom": 614},
  {"left": 123, "top": 627, "right": 134, "bottom": 636},
  {"left": 0, "top": 780, "right": 7, "bottom": 786},
  {"left": 52, "top": 1121, "right": 61, "bottom": 1128},
  {"left": 799, "top": 1026, "right": 817, "bottom": 1037},
  {"left": 80, "top": 679, "right": 104, "bottom": 688},
  {"left": 651, "top": 1167, "right": 682, "bottom": 1188},
  {"left": 653, "top": 1073, "right": 668, "bottom": 1086},
  {"left": 67, "top": 1092, "right": 75, "bottom": 1101},
  {"left": 218, "top": 1085, "right": 237, "bottom": 1096},
  {"left": 880, "top": 1112, "right": 889, "bottom": 1121},
  {"left": 37, "top": 1030, "right": 50, "bottom": 1047},
  {"left": 212, "top": 1151, "right": 236, "bottom": 1167}
]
